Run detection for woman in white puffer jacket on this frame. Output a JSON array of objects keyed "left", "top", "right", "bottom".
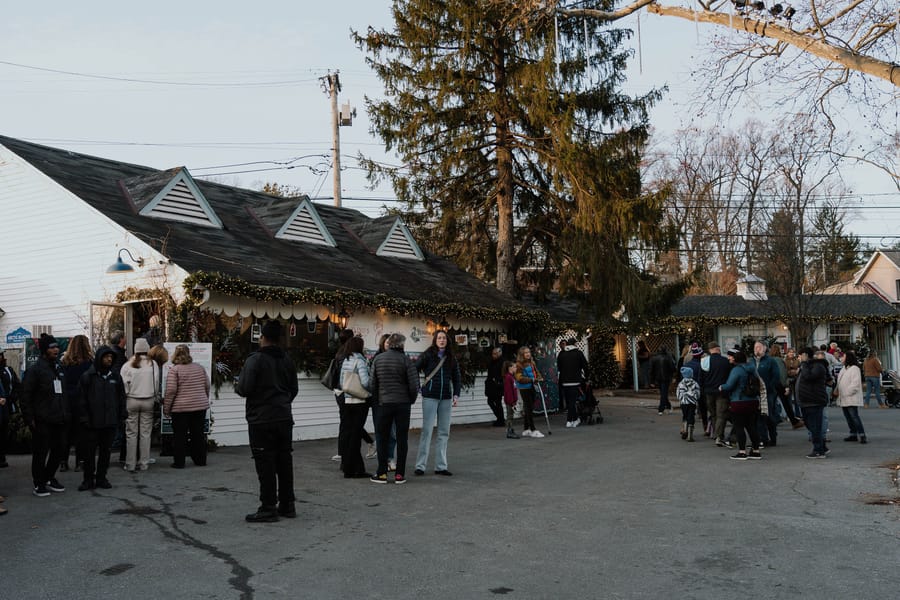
[{"left": 836, "top": 351, "right": 867, "bottom": 444}]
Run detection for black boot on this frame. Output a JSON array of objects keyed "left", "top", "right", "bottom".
[
  {"left": 245, "top": 506, "right": 279, "bottom": 523},
  {"left": 687, "top": 425, "right": 695, "bottom": 442},
  {"left": 506, "top": 427, "right": 520, "bottom": 439}
]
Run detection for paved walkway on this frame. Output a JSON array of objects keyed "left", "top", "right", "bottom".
[{"left": 3, "top": 399, "right": 899, "bottom": 599}]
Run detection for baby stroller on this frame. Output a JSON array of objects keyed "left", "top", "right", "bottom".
[
  {"left": 576, "top": 383, "right": 603, "bottom": 424},
  {"left": 884, "top": 370, "right": 900, "bottom": 408}
]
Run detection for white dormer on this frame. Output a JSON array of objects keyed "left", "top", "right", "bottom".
[
  {"left": 736, "top": 274, "right": 767, "bottom": 301},
  {"left": 274, "top": 198, "right": 336, "bottom": 247},
  {"left": 377, "top": 218, "right": 424, "bottom": 260},
  {"left": 138, "top": 168, "right": 222, "bottom": 228}
]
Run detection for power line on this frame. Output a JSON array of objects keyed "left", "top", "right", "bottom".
[{"left": 0, "top": 60, "right": 319, "bottom": 87}]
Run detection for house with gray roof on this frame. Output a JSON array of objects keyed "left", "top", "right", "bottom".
[
  {"left": 0, "top": 135, "right": 539, "bottom": 443},
  {"left": 669, "top": 275, "right": 900, "bottom": 368}
]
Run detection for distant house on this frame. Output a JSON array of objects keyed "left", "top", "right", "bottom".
[
  {"left": 826, "top": 249, "right": 900, "bottom": 304},
  {"left": 670, "top": 275, "right": 900, "bottom": 367},
  {"left": 0, "top": 135, "right": 545, "bottom": 444}
]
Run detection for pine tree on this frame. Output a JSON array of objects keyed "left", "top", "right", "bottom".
[
  {"left": 589, "top": 332, "right": 622, "bottom": 390},
  {"left": 355, "top": 1, "right": 679, "bottom": 320}
]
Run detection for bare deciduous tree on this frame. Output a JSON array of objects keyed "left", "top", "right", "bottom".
[{"left": 555, "top": 0, "right": 899, "bottom": 186}]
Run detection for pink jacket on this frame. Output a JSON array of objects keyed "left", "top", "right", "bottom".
[{"left": 164, "top": 362, "right": 210, "bottom": 415}]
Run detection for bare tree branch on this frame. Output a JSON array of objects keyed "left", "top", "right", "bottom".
[{"left": 561, "top": 2, "right": 899, "bottom": 85}]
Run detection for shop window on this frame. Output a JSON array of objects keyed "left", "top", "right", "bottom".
[{"left": 828, "top": 323, "right": 852, "bottom": 346}]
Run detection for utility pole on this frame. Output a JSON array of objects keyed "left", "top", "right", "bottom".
[{"left": 320, "top": 71, "right": 355, "bottom": 208}]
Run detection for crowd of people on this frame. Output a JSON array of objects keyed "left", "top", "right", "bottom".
[
  {"left": 0, "top": 330, "right": 211, "bottom": 518},
  {"left": 654, "top": 339, "right": 879, "bottom": 460},
  {"left": 2, "top": 322, "right": 885, "bottom": 520}
]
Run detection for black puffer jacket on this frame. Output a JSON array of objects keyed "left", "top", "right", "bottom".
[
  {"left": 21, "top": 356, "right": 67, "bottom": 425},
  {"left": 371, "top": 348, "right": 418, "bottom": 405},
  {"left": 796, "top": 358, "right": 830, "bottom": 408},
  {"left": 236, "top": 346, "right": 298, "bottom": 425},
  {"left": 79, "top": 346, "right": 125, "bottom": 429}
]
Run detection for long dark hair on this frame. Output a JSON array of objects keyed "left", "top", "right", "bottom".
[
  {"left": 346, "top": 336, "right": 364, "bottom": 356},
  {"left": 376, "top": 333, "right": 390, "bottom": 356},
  {"left": 843, "top": 350, "right": 859, "bottom": 368},
  {"left": 428, "top": 330, "right": 455, "bottom": 365}
]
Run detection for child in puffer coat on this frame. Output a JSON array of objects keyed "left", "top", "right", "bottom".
[
  {"left": 676, "top": 366, "right": 701, "bottom": 442},
  {"left": 502, "top": 361, "right": 520, "bottom": 440}
]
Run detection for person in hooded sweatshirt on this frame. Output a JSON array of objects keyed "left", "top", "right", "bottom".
[
  {"left": 21, "top": 333, "right": 68, "bottom": 497},
  {"left": 77, "top": 347, "right": 125, "bottom": 491},
  {"left": 235, "top": 320, "right": 299, "bottom": 523}
]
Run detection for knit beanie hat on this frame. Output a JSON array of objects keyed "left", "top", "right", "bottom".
[
  {"left": 38, "top": 333, "right": 59, "bottom": 355},
  {"left": 680, "top": 367, "right": 694, "bottom": 380}
]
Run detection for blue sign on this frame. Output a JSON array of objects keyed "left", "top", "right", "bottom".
[{"left": 6, "top": 327, "right": 31, "bottom": 344}]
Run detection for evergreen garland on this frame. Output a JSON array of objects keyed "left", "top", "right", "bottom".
[{"left": 184, "top": 271, "right": 551, "bottom": 327}]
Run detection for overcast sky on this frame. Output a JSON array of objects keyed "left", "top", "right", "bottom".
[{"left": 2, "top": 1, "right": 897, "bottom": 244}]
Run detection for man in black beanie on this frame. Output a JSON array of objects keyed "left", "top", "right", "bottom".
[
  {"left": 21, "top": 334, "right": 68, "bottom": 496},
  {"left": 235, "top": 320, "right": 299, "bottom": 522}
]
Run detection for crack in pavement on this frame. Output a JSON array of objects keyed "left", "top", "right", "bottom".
[{"left": 105, "top": 486, "right": 255, "bottom": 599}]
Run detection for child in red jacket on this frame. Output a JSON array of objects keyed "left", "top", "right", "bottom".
[{"left": 502, "top": 361, "right": 520, "bottom": 439}]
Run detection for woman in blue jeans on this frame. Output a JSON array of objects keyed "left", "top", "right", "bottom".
[{"left": 414, "top": 331, "right": 461, "bottom": 477}]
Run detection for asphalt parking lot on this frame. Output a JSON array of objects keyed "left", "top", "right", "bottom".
[{"left": 3, "top": 395, "right": 899, "bottom": 599}]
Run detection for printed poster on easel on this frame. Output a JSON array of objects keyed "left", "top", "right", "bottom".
[{"left": 159, "top": 342, "right": 213, "bottom": 434}]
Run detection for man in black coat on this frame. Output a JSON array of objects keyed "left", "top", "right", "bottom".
[
  {"left": 21, "top": 334, "right": 68, "bottom": 497},
  {"left": 701, "top": 342, "right": 732, "bottom": 446},
  {"left": 797, "top": 348, "right": 832, "bottom": 458},
  {"left": 557, "top": 338, "right": 590, "bottom": 428},
  {"left": 235, "top": 320, "right": 299, "bottom": 522},
  {"left": 649, "top": 346, "right": 676, "bottom": 415}
]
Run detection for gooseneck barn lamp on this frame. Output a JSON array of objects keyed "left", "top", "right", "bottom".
[{"left": 106, "top": 248, "right": 145, "bottom": 274}]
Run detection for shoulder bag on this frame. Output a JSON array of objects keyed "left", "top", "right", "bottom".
[
  {"left": 341, "top": 356, "right": 371, "bottom": 399},
  {"left": 320, "top": 359, "right": 337, "bottom": 390},
  {"left": 418, "top": 355, "right": 446, "bottom": 402}
]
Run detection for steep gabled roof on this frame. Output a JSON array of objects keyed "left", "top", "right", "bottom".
[
  {"left": 250, "top": 197, "right": 336, "bottom": 246},
  {"left": 853, "top": 249, "right": 900, "bottom": 285},
  {"left": 0, "top": 135, "right": 515, "bottom": 309},
  {"left": 122, "top": 167, "right": 222, "bottom": 228},
  {"left": 350, "top": 215, "right": 424, "bottom": 260}
]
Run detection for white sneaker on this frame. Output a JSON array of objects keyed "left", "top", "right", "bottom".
[
  {"left": 331, "top": 454, "right": 342, "bottom": 461},
  {"left": 520, "top": 429, "right": 532, "bottom": 438},
  {"left": 388, "top": 459, "right": 397, "bottom": 472},
  {"left": 565, "top": 421, "right": 573, "bottom": 428},
  {"left": 531, "top": 430, "right": 545, "bottom": 438},
  {"left": 572, "top": 418, "right": 581, "bottom": 428},
  {"left": 365, "top": 444, "right": 377, "bottom": 459}
]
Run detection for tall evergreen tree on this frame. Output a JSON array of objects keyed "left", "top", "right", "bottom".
[{"left": 355, "top": 0, "right": 679, "bottom": 322}]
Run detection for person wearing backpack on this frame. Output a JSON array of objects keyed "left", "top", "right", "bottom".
[{"left": 718, "top": 349, "right": 761, "bottom": 460}]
